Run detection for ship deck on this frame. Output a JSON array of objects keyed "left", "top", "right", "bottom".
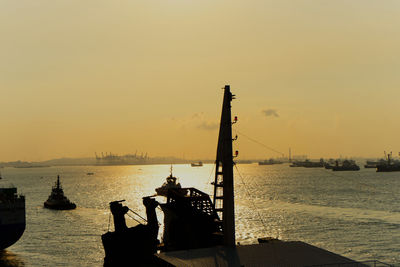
[{"left": 156, "top": 239, "right": 359, "bottom": 267}]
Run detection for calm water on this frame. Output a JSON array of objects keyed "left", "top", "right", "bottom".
[{"left": 1, "top": 164, "right": 399, "bottom": 266}]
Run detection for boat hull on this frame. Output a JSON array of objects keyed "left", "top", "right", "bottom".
[
  {"left": 44, "top": 201, "right": 76, "bottom": 210},
  {"left": 332, "top": 166, "right": 360, "bottom": 171},
  {"left": 376, "top": 165, "right": 400, "bottom": 172},
  {"left": 364, "top": 165, "right": 377, "bottom": 168},
  {"left": 191, "top": 163, "right": 203, "bottom": 167},
  {"left": 0, "top": 223, "right": 25, "bottom": 250},
  {"left": 0, "top": 189, "right": 25, "bottom": 250}
]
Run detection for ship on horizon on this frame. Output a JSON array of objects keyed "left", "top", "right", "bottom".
[{"left": 376, "top": 152, "right": 400, "bottom": 172}]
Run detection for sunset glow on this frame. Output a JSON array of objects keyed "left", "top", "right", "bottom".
[{"left": 1, "top": 0, "right": 400, "bottom": 161}]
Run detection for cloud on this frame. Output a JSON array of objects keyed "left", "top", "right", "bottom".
[
  {"left": 262, "top": 109, "right": 279, "bottom": 118},
  {"left": 197, "top": 121, "right": 218, "bottom": 131},
  {"left": 192, "top": 112, "right": 204, "bottom": 119}
]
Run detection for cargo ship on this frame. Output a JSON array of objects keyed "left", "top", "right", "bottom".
[{"left": 0, "top": 181, "right": 25, "bottom": 250}]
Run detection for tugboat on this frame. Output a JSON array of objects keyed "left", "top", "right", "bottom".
[
  {"left": 155, "top": 167, "right": 182, "bottom": 197},
  {"left": 376, "top": 152, "right": 400, "bottom": 172},
  {"left": 44, "top": 175, "right": 76, "bottom": 210},
  {"left": 101, "top": 85, "right": 359, "bottom": 266},
  {"left": 332, "top": 160, "right": 360, "bottom": 171},
  {"left": 0, "top": 181, "right": 25, "bottom": 250}
]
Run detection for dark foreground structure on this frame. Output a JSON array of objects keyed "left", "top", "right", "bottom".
[
  {"left": 0, "top": 186, "right": 25, "bottom": 250},
  {"left": 102, "top": 86, "right": 365, "bottom": 266}
]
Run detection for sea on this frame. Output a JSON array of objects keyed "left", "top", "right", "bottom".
[{"left": 0, "top": 163, "right": 399, "bottom": 266}]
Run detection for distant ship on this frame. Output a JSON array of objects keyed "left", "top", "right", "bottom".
[
  {"left": 44, "top": 175, "right": 76, "bottom": 210},
  {"left": 376, "top": 152, "right": 400, "bottom": 172},
  {"left": 290, "top": 159, "right": 325, "bottom": 168},
  {"left": 364, "top": 160, "right": 381, "bottom": 168},
  {"left": 258, "top": 159, "right": 283, "bottom": 165},
  {"left": 332, "top": 160, "right": 360, "bottom": 171},
  {"left": 190, "top": 162, "right": 203, "bottom": 167},
  {"left": 95, "top": 152, "right": 148, "bottom": 166},
  {"left": 0, "top": 182, "right": 25, "bottom": 250}
]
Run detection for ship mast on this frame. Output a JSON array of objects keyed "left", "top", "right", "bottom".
[
  {"left": 56, "top": 175, "right": 61, "bottom": 189},
  {"left": 213, "top": 85, "right": 236, "bottom": 247}
]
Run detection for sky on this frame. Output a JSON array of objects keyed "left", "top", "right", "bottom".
[{"left": 1, "top": 0, "right": 400, "bottom": 161}]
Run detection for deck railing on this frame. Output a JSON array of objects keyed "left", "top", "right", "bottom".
[{"left": 306, "top": 260, "right": 397, "bottom": 267}]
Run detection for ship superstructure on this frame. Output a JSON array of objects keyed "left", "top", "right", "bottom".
[
  {"left": 0, "top": 183, "right": 25, "bottom": 250},
  {"left": 155, "top": 167, "right": 182, "bottom": 197}
]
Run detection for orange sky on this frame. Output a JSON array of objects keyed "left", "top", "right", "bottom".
[{"left": 1, "top": 1, "right": 400, "bottom": 161}]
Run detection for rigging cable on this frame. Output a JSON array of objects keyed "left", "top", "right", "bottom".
[
  {"left": 234, "top": 129, "right": 284, "bottom": 157},
  {"left": 126, "top": 213, "right": 143, "bottom": 225},
  {"left": 128, "top": 208, "right": 147, "bottom": 222},
  {"left": 234, "top": 164, "right": 269, "bottom": 235},
  {"left": 207, "top": 163, "right": 216, "bottom": 187}
]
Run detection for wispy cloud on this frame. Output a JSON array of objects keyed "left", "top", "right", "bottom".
[
  {"left": 169, "top": 113, "right": 218, "bottom": 131},
  {"left": 192, "top": 112, "right": 204, "bottom": 119},
  {"left": 262, "top": 109, "right": 279, "bottom": 118},
  {"left": 197, "top": 121, "right": 218, "bottom": 131}
]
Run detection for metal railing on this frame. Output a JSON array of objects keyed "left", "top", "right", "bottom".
[{"left": 306, "top": 260, "right": 398, "bottom": 267}]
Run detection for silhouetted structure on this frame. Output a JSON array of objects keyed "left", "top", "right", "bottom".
[
  {"left": 0, "top": 184, "right": 25, "bottom": 250},
  {"left": 101, "top": 85, "right": 361, "bottom": 266},
  {"left": 44, "top": 175, "right": 76, "bottom": 210},
  {"left": 102, "top": 198, "right": 161, "bottom": 266}
]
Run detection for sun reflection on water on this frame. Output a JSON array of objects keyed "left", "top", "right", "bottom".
[
  {"left": 1, "top": 163, "right": 399, "bottom": 265},
  {"left": 0, "top": 251, "right": 24, "bottom": 267}
]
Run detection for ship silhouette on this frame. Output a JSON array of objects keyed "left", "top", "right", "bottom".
[{"left": 101, "top": 85, "right": 361, "bottom": 266}]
